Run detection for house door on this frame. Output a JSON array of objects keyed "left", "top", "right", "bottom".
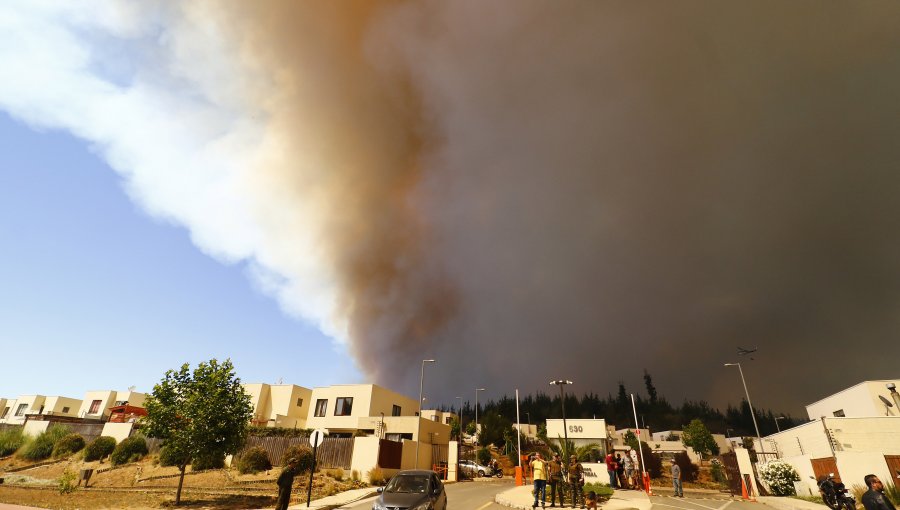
[
  {"left": 720, "top": 452, "right": 742, "bottom": 496},
  {"left": 885, "top": 455, "right": 900, "bottom": 481},
  {"left": 811, "top": 457, "right": 841, "bottom": 483}
]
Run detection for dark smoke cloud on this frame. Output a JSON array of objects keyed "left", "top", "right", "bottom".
[{"left": 222, "top": 1, "right": 900, "bottom": 414}]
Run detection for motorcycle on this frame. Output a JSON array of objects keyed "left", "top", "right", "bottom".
[
  {"left": 490, "top": 465, "right": 503, "bottom": 478},
  {"left": 814, "top": 474, "right": 855, "bottom": 510}
]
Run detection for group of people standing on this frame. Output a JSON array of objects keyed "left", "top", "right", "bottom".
[
  {"left": 530, "top": 452, "right": 594, "bottom": 509},
  {"left": 605, "top": 450, "right": 639, "bottom": 490}
]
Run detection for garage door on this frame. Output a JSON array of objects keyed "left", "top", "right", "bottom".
[
  {"left": 811, "top": 457, "right": 841, "bottom": 483},
  {"left": 885, "top": 455, "right": 900, "bottom": 483}
]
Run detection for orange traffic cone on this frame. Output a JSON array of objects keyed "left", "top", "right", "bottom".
[{"left": 741, "top": 478, "right": 757, "bottom": 502}]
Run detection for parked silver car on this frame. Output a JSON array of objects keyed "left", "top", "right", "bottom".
[
  {"left": 373, "top": 470, "right": 447, "bottom": 510},
  {"left": 458, "top": 459, "right": 490, "bottom": 477}
]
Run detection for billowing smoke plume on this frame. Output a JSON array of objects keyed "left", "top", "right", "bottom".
[{"left": 3, "top": 1, "right": 899, "bottom": 412}]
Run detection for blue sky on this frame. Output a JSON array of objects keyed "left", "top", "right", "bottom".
[{"left": 0, "top": 112, "right": 361, "bottom": 399}]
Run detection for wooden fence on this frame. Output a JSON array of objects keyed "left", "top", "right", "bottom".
[{"left": 241, "top": 436, "right": 354, "bottom": 469}]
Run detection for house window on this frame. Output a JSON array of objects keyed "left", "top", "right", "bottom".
[
  {"left": 296, "top": 398, "right": 304, "bottom": 407},
  {"left": 334, "top": 397, "right": 353, "bottom": 416},
  {"left": 833, "top": 409, "right": 845, "bottom": 417},
  {"left": 62, "top": 407, "right": 70, "bottom": 414},
  {"left": 445, "top": 417, "right": 452, "bottom": 424},
  {"left": 314, "top": 399, "right": 328, "bottom": 417},
  {"left": 433, "top": 415, "right": 439, "bottom": 422},
  {"left": 392, "top": 405, "right": 401, "bottom": 417},
  {"left": 1, "top": 407, "right": 8, "bottom": 419},
  {"left": 15, "top": 403, "right": 28, "bottom": 416},
  {"left": 88, "top": 400, "right": 102, "bottom": 414}
]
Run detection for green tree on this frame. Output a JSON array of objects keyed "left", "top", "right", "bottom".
[
  {"left": 478, "top": 412, "right": 513, "bottom": 447},
  {"left": 144, "top": 359, "right": 252, "bottom": 506},
  {"left": 449, "top": 417, "right": 461, "bottom": 441},
  {"left": 682, "top": 419, "right": 719, "bottom": 459},
  {"left": 643, "top": 370, "right": 658, "bottom": 403},
  {"left": 623, "top": 430, "right": 639, "bottom": 451}
]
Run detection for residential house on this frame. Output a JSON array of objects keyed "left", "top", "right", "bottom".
[
  {"left": 77, "top": 390, "right": 146, "bottom": 421},
  {"left": 0, "top": 395, "right": 81, "bottom": 425},
  {"left": 805, "top": 379, "right": 900, "bottom": 419},
  {"left": 243, "top": 383, "right": 311, "bottom": 428},
  {"left": 305, "top": 384, "right": 419, "bottom": 435},
  {"left": 0, "top": 398, "right": 8, "bottom": 421},
  {"left": 760, "top": 380, "right": 900, "bottom": 495},
  {"left": 420, "top": 410, "right": 458, "bottom": 426}
]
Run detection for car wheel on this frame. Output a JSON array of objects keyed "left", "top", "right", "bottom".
[{"left": 478, "top": 470, "right": 485, "bottom": 477}]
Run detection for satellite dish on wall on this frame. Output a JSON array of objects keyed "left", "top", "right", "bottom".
[{"left": 879, "top": 395, "right": 894, "bottom": 407}]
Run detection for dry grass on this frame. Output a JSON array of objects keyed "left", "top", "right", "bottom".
[{"left": 0, "top": 454, "right": 366, "bottom": 509}]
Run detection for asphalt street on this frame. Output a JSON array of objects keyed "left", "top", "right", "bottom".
[
  {"left": 649, "top": 494, "right": 761, "bottom": 510},
  {"left": 336, "top": 479, "right": 515, "bottom": 510}
]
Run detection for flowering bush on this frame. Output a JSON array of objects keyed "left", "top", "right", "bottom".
[{"left": 758, "top": 460, "right": 800, "bottom": 496}]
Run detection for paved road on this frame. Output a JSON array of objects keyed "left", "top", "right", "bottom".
[
  {"left": 650, "top": 494, "right": 759, "bottom": 510},
  {"left": 337, "top": 479, "right": 515, "bottom": 510}
]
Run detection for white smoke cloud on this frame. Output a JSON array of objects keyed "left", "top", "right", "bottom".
[{"left": 0, "top": 1, "right": 347, "bottom": 341}]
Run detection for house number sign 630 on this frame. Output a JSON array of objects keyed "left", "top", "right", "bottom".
[{"left": 568, "top": 425, "right": 583, "bottom": 433}]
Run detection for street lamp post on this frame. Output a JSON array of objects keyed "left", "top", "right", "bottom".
[
  {"left": 724, "top": 362, "right": 765, "bottom": 455},
  {"left": 550, "top": 380, "right": 573, "bottom": 459},
  {"left": 774, "top": 416, "right": 787, "bottom": 433},
  {"left": 454, "top": 396, "right": 462, "bottom": 440},
  {"left": 416, "top": 359, "right": 436, "bottom": 468},
  {"left": 475, "top": 388, "right": 486, "bottom": 447}
]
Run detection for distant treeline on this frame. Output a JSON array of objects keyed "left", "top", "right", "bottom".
[{"left": 445, "top": 371, "right": 799, "bottom": 438}]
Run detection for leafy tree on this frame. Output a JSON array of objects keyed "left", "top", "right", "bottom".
[
  {"left": 643, "top": 370, "right": 658, "bottom": 403},
  {"left": 741, "top": 436, "right": 757, "bottom": 462},
  {"left": 682, "top": 419, "right": 719, "bottom": 459},
  {"left": 478, "top": 412, "right": 513, "bottom": 447},
  {"left": 144, "top": 359, "right": 252, "bottom": 506},
  {"left": 673, "top": 451, "right": 699, "bottom": 482},
  {"left": 624, "top": 430, "right": 639, "bottom": 451},
  {"left": 449, "top": 417, "right": 461, "bottom": 441},
  {"left": 465, "top": 420, "right": 477, "bottom": 436}
]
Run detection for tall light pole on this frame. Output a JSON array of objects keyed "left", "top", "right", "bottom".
[
  {"left": 416, "top": 359, "right": 436, "bottom": 468},
  {"left": 475, "top": 388, "right": 486, "bottom": 447},
  {"left": 774, "top": 416, "right": 786, "bottom": 433},
  {"left": 724, "top": 362, "right": 764, "bottom": 455},
  {"left": 550, "top": 380, "right": 573, "bottom": 459}
]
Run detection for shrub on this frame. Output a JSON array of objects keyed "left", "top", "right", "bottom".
[
  {"left": 191, "top": 452, "right": 225, "bottom": 471},
  {"left": 20, "top": 425, "right": 71, "bottom": 461},
  {"left": 477, "top": 447, "right": 491, "bottom": 467},
  {"left": 368, "top": 466, "right": 386, "bottom": 486},
  {"left": 673, "top": 452, "right": 699, "bottom": 482},
  {"left": 83, "top": 436, "right": 117, "bottom": 462},
  {"left": 280, "top": 444, "right": 314, "bottom": 472},
  {"left": 326, "top": 467, "right": 344, "bottom": 481},
  {"left": 53, "top": 434, "right": 85, "bottom": 458},
  {"left": 885, "top": 481, "right": 900, "bottom": 506},
  {"left": 638, "top": 442, "right": 662, "bottom": 478},
  {"left": 351, "top": 469, "right": 360, "bottom": 482},
  {"left": 236, "top": 447, "right": 272, "bottom": 474},
  {"left": 710, "top": 458, "right": 727, "bottom": 484},
  {"left": 247, "top": 426, "right": 313, "bottom": 438},
  {"left": 158, "top": 445, "right": 189, "bottom": 467},
  {"left": 58, "top": 469, "right": 78, "bottom": 494},
  {"left": 110, "top": 435, "right": 148, "bottom": 466},
  {"left": 758, "top": 460, "right": 800, "bottom": 496},
  {"left": 0, "top": 427, "right": 26, "bottom": 457}
]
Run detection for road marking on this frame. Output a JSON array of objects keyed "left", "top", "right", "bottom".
[
  {"left": 475, "top": 502, "right": 494, "bottom": 510},
  {"left": 653, "top": 502, "right": 692, "bottom": 509},
  {"left": 678, "top": 499, "right": 728, "bottom": 510},
  {"left": 716, "top": 501, "right": 733, "bottom": 510}
]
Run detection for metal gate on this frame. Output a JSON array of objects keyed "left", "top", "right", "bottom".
[
  {"left": 811, "top": 456, "right": 841, "bottom": 483},
  {"left": 721, "top": 452, "right": 742, "bottom": 496}
]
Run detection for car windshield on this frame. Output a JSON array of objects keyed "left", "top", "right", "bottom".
[{"left": 385, "top": 475, "right": 429, "bottom": 494}]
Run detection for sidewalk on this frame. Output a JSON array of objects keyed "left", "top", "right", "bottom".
[
  {"left": 287, "top": 487, "right": 378, "bottom": 510},
  {"left": 758, "top": 497, "right": 829, "bottom": 510},
  {"left": 496, "top": 486, "right": 652, "bottom": 510}
]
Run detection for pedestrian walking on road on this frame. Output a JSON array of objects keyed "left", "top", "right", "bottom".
[
  {"left": 671, "top": 459, "right": 684, "bottom": 497},
  {"left": 862, "top": 475, "right": 897, "bottom": 510},
  {"left": 531, "top": 452, "right": 547, "bottom": 508},
  {"left": 547, "top": 453, "right": 566, "bottom": 507},
  {"left": 275, "top": 457, "right": 299, "bottom": 510}
]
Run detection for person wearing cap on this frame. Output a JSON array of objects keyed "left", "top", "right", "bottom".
[
  {"left": 275, "top": 457, "right": 300, "bottom": 510},
  {"left": 547, "top": 454, "right": 566, "bottom": 507},
  {"left": 569, "top": 454, "right": 585, "bottom": 509}
]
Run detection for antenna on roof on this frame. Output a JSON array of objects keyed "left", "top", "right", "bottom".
[{"left": 128, "top": 385, "right": 136, "bottom": 392}]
